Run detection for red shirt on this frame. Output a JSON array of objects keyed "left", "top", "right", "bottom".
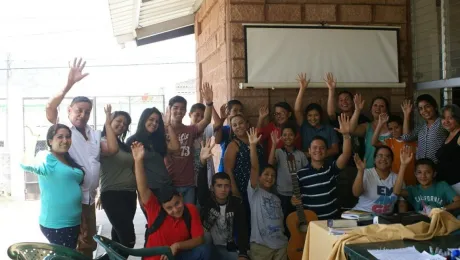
[
  {"left": 258, "top": 122, "right": 302, "bottom": 160},
  {"left": 143, "top": 194, "right": 204, "bottom": 260}
]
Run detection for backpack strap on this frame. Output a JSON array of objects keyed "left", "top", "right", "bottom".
[{"left": 144, "top": 205, "right": 193, "bottom": 244}]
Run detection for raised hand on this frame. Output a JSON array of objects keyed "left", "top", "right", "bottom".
[
  {"left": 296, "top": 72, "right": 310, "bottom": 90},
  {"left": 354, "top": 154, "right": 366, "bottom": 171},
  {"left": 335, "top": 113, "right": 351, "bottom": 135},
  {"left": 354, "top": 93, "right": 365, "bottom": 111},
  {"left": 270, "top": 130, "right": 281, "bottom": 147},
  {"left": 324, "top": 72, "right": 336, "bottom": 90},
  {"left": 104, "top": 104, "right": 112, "bottom": 121},
  {"left": 163, "top": 106, "right": 171, "bottom": 126},
  {"left": 201, "top": 82, "right": 213, "bottom": 104},
  {"left": 220, "top": 104, "right": 228, "bottom": 120},
  {"left": 247, "top": 127, "right": 261, "bottom": 145},
  {"left": 131, "top": 141, "right": 145, "bottom": 161},
  {"left": 400, "top": 145, "right": 413, "bottom": 166},
  {"left": 67, "top": 58, "right": 89, "bottom": 87},
  {"left": 259, "top": 105, "right": 269, "bottom": 119},
  {"left": 401, "top": 99, "right": 413, "bottom": 116},
  {"left": 378, "top": 113, "right": 389, "bottom": 126},
  {"left": 200, "top": 138, "right": 215, "bottom": 162}
]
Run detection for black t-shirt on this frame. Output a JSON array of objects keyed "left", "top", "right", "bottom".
[
  {"left": 331, "top": 113, "right": 370, "bottom": 167},
  {"left": 436, "top": 131, "right": 460, "bottom": 185}
]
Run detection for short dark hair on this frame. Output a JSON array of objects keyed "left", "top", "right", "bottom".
[
  {"left": 227, "top": 100, "right": 243, "bottom": 111},
  {"left": 281, "top": 121, "right": 298, "bottom": 136},
  {"left": 415, "top": 158, "right": 436, "bottom": 173},
  {"left": 169, "top": 96, "right": 187, "bottom": 108},
  {"left": 370, "top": 96, "right": 390, "bottom": 111},
  {"left": 337, "top": 90, "right": 354, "bottom": 100},
  {"left": 304, "top": 103, "right": 324, "bottom": 122},
  {"left": 157, "top": 185, "right": 180, "bottom": 204},
  {"left": 310, "top": 135, "right": 328, "bottom": 148},
  {"left": 212, "top": 172, "right": 231, "bottom": 186},
  {"left": 260, "top": 164, "right": 276, "bottom": 176},
  {"left": 373, "top": 145, "right": 394, "bottom": 161},
  {"left": 70, "top": 96, "right": 92, "bottom": 107},
  {"left": 387, "top": 115, "right": 403, "bottom": 126},
  {"left": 102, "top": 111, "right": 132, "bottom": 152},
  {"left": 441, "top": 104, "right": 460, "bottom": 124},
  {"left": 190, "top": 103, "right": 205, "bottom": 113},
  {"left": 416, "top": 94, "right": 439, "bottom": 116},
  {"left": 274, "top": 102, "right": 295, "bottom": 121}
]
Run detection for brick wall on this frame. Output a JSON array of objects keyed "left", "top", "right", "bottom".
[{"left": 196, "top": 0, "right": 412, "bottom": 125}]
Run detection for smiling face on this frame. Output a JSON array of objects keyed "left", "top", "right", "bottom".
[
  {"left": 171, "top": 102, "right": 187, "bottom": 122},
  {"left": 418, "top": 100, "right": 436, "bottom": 122},
  {"left": 145, "top": 112, "right": 161, "bottom": 133},
  {"left": 309, "top": 139, "right": 327, "bottom": 162},
  {"left": 189, "top": 109, "right": 204, "bottom": 125},
  {"left": 49, "top": 128, "right": 72, "bottom": 154},
  {"left": 274, "top": 107, "right": 291, "bottom": 125},
  {"left": 281, "top": 128, "right": 295, "bottom": 147},
  {"left": 387, "top": 121, "right": 402, "bottom": 138},
  {"left": 68, "top": 102, "right": 92, "bottom": 129},
  {"left": 111, "top": 115, "right": 129, "bottom": 137},
  {"left": 415, "top": 164, "right": 435, "bottom": 187},
  {"left": 162, "top": 195, "right": 184, "bottom": 219},
  {"left": 228, "top": 104, "right": 243, "bottom": 117},
  {"left": 441, "top": 109, "right": 460, "bottom": 132},
  {"left": 374, "top": 147, "right": 393, "bottom": 171},
  {"left": 371, "top": 99, "right": 388, "bottom": 119},
  {"left": 307, "top": 109, "right": 321, "bottom": 127},
  {"left": 259, "top": 167, "right": 276, "bottom": 190},
  {"left": 230, "top": 115, "right": 248, "bottom": 138},
  {"left": 338, "top": 92, "right": 354, "bottom": 113}
]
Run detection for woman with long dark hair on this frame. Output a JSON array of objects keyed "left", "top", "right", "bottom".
[
  {"left": 20, "top": 124, "right": 84, "bottom": 249},
  {"left": 126, "top": 107, "right": 179, "bottom": 198},
  {"left": 98, "top": 106, "right": 137, "bottom": 253}
]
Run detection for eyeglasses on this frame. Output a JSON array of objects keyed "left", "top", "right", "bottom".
[{"left": 273, "top": 112, "right": 286, "bottom": 117}]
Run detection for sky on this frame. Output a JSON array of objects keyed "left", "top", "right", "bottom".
[{"left": 0, "top": 0, "right": 197, "bottom": 98}]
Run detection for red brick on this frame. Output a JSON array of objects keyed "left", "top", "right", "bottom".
[
  {"left": 267, "top": 4, "right": 302, "bottom": 22},
  {"left": 230, "top": 23, "right": 244, "bottom": 40},
  {"left": 232, "top": 79, "right": 270, "bottom": 97},
  {"left": 339, "top": 5, "right": 372, "bottom": 22},
  {"left": 399, "top": 24, "right": 406, "bottom": 41},
  {"left": 231, "top": 0, "right": 265, "bottom": 3},
  {"left": 234, "top": 96, "right": 270, "bottom": 117},
  {"left": 216, "top": 27, "right": 226, "bottom": 46},
  {"left": 374, "top": 5, "right": 406, "bottom": 23},
  {"left": 385, "top": 0, "right": 406, "bottom": 5},
  {"left": 232, "top": 42, "right": 245, "bottom": 59},
  {"left": 202, "top": 51, "right": 222, "bottom": 75},
  {"left": 304, "top": 4, "right": 336, "bottom": 22},
  {"left": 219, "top": 43, "right": 228, "bottom": 62},
  {"left": 230, "top": 4, "right": 265, "bottom": 22},
  {"left": 218, "top": 1, "right": 226, "bottom": 25},
  {"left": 232, "top": 59, "right": 245, "bottom": 78},
  {"left": 197, "top": 35, "right": 217, "bottom": 63}
]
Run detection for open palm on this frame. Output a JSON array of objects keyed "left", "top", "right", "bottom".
[{"left": 67, "top": 58, "right": 89, "bottom": 86}]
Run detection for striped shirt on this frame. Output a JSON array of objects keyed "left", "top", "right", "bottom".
[
  {"left": 401, "top": 117, "right": 447, "bottom": 163},
  {"left": 296, "top": 160, "right": 340, "bottom": 219}
]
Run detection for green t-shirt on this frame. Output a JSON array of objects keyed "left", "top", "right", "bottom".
[{"left": 406, "top": 181, "right": 457, "bottom": 212}]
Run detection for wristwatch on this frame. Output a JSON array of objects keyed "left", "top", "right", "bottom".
[{"left": 343, "top": 134, "right": 351, "bottom": 139}]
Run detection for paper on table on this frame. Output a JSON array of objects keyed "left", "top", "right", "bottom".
[{"left": 368, "top": 246, "right": 446, "bottom": 260}]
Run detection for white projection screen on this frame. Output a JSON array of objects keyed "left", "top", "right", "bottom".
[{"left": 244, "top": 25, "right": 400, "bottom": 85}]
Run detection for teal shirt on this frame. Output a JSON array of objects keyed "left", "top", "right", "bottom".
[
  {"left": 364, "top": 122, "right": 390, "bottom": 168},
  {"left": 20, "top": 151, "right": 84, "bottom": 229},
  {"left": 406, "top": 181, "right": 457, "bottom": 212}
]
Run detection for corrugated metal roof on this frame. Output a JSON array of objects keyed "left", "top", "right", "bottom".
[{"left": 107, "top": 0, "right": 201, "bottom": 45}]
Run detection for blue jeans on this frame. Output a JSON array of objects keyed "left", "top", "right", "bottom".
[
  {"left": 176, "top": 243, "right": 211, "bottom": 260},
  {"left": 176, "top": 186, "right": 195, "bottom": 204}
]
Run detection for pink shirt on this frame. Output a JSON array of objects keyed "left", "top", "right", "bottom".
[{"left": 165, "top": 124, "right": 199, "bottom": 187}]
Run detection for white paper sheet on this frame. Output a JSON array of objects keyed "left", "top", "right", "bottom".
[{"left": 368, "top": 246, "right": 445, "bottom": 260}]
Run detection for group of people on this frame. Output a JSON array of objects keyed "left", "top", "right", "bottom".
[{"left": 21, "top": 58, "right": 460, "bottom": 260}]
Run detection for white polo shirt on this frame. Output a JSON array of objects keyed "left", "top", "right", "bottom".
[{"left": 68, "top": 124, "right": 101, "bottom": 205}]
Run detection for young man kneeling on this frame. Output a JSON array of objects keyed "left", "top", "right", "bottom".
[
  {"left": 197, "top": 139, "right": 250, "bottom": 260},
  {"left": 131, "top": 141, "right": 210, "bottom": 260}
]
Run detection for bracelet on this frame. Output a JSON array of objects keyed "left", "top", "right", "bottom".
[
  {"left": 343, "top": 134, "right": 351, "bottom": 139},
  {"left": 206, "top": 102, "right": 213, "bottom": 106}
]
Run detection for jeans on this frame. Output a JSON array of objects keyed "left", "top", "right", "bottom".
[
  {"left": 176, "top": 243, "right": 211, "bottom": 260},
  {"left": 176, "top": 186, "right": 196, "bottom": 204},
  {"left": 100, "top": 190, "right": 137, "bottom": 252}
]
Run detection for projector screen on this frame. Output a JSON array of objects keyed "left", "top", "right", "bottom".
[{"left": 244, "top": 25, "right": 400, "bottom": 85}]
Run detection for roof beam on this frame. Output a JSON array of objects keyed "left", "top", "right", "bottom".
[{"left": 136, "top": 14, "right": 194, "bottom": 39}]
